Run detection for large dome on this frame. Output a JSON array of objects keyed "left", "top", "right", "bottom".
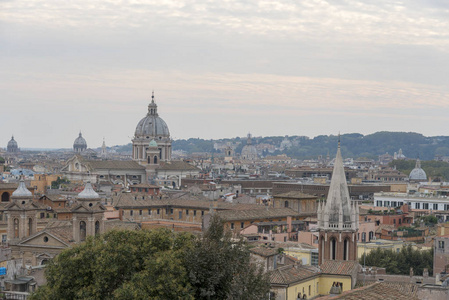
[
  {"left": 74, "top": 132, "right": 87, "bottom": 152},
  {"left": 409, "top": 158, "right": 427, "bottom": 181},
  {"left": 134, "top": 95, "right": 170, "bottom": 138},
  {"left": 135, "top": 115, "right": 170, "bottom": 137}
]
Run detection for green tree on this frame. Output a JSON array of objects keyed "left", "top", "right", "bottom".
[
  {"left": 30, "top": 216, "right": 270, "bottom": 300},
  {"left": 30, "top": 229, "right": 195, "bottom": 300},
  {"left": 185, "top": 216, "right": 270, "bottom": 300},
  {"left": 50, "top": 177, "right": 70, "bottom": 189},
  {"left": 360, "top": 245, "right": 433, "bottom": 276}
]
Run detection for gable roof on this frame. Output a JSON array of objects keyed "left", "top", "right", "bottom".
[
  {"left": 215, "top": 207, "right": 307, "bottom": 222},
  {"left": 270, "top": 265, "right": 319, "bottom": 286},
  {"left": 317, "top": 282, "right": 419, "bottom": 299},
  {"left": 157, "top": 161, "right": 199, "bottom": 171},
  {"left": 320, "top": 260, "right": 359, "bottom": 276}
]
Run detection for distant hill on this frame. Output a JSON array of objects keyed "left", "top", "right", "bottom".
[{"left": 171, "top": 132, "right": 449, "bottom": 160}]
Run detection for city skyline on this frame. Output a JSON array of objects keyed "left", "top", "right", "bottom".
[{"left": 2, "top": 0, "right": 449, "bottom": 148}]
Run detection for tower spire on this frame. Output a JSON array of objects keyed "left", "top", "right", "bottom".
[
  {"left": 338, "top": 132, "right": 341, "bottom": 148},
  {"left": 152, "top": 90, "right": 155, "bottom": 103}
]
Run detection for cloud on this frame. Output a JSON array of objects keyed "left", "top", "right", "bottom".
[{"left": 2, "top": 0, "right": 449, "bottom": 48}]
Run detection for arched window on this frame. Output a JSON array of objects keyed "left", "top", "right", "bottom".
[
  {"left": 284, "top": 201, "right": 289, "bottom": 208},
  {"left": 343, "top": 239, "right": 349, "bottom": 261},
  {"left": 1, "top": 192, "right": 9, "bottom": 202},
  {"left": 330, "top": 238, "right": 336, "bottom": 260},
  {"left": 369, "top": 231, "right": 374, "bottom": 241},
  {"left": 28, "top": 218, "right": 33, "bottom": 236},
  {"left": 95, "top": 221, "right": 100, "bottom": 236},
  {"left": 80, "top": 221, "right": 86, "bottom": 242},
  {"left": 321, "top": 237, "right": 325, "bottom": 261},
  {"left": 14, "top": 218, "right": 19, "bottom": 238},
  {"left": 154, "top": 156, "right": 158, "bottom": 164},
  {"left": 362, "top": 232, "right": 366, "bottom": 242}
]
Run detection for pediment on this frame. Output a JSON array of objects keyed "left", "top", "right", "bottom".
[
  {"left": 71, "top": 204, "right": 90, "bottom": 212},
  {"left": 17, "top": 231, "right": 70, "bottom": 248},
  {"left": 5, "top": 202, "right": 23, "bottom": 210}
]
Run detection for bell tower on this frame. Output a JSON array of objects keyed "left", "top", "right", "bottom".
[{"left": 317, "top": 138, "right": 359, "bottom": 265}]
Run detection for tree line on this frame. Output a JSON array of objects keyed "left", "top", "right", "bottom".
[{"left": 360, "top": 245, "right": 433, "bottom": 276}]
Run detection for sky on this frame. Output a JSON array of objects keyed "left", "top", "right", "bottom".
[{"left": 1, "top": 0, "right": 449, "bottom": 149}]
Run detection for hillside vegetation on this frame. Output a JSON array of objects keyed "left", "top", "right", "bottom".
[{"left": 171, "top": 132, "right": 449, "bottom": 160}]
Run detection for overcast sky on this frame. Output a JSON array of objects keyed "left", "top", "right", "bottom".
[{"left": 1, "top": 0, "right": 449, "bottom": 149}]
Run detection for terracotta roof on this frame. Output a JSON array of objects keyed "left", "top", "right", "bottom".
[
  {"left": 157, "top": 161, "right": 199, "bottom": 171},
  {"left": 0, "top": 183, "right": 19, "bottom": 189},
  {"left": 86, "top": 160, "right": 145, "bottom": 170},
  {"left": 318, "top": 282, "right": 419, "bottom": 299},
  {"left": 105, "top": 219, "right": 140, "bottom": 231},
  {"left": 320, "top": 260, "right": 359, "bottom": 275},
  {"left": 270, "top": 265, "right": 319, "bottom": 285},
  {"left": 376, "top": 224, "right": 395, "bottom": 234},
  {"left": 216, "top": 207, "right": 306, "bottom": 221},
  {"left": 130, "top": 183, "right": 160, "bottom": 189},
  {"left": 45, "top": 224, "right": 75, "bottom": 245},
  {"left": 274, "top": 191, "right": 317, "bottom": 199},
  {"left": 250, "top": 246, "right": 279, "bottom": 257}
]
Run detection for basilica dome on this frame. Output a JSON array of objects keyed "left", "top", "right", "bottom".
[
  {"left": 409, "top": 158, "right": 427, "bottom": 181},
  {"left": 135, "top": 95, "right": 170, "bottom": 138},
  {"left": 241, "top": 133, "right": 258, "bottom": 160},
  {"left": 73, "top": 132, "right": 87, "bottom": 152},
  {"left": 7, "top": 136, "right": 18, "bottom": 153}
]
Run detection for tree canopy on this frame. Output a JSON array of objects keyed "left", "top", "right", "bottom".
[
  {"left": 30, "top": 216, "right": 270, "bottom": 300},
  {"left": 360, "top": 245, "right": 433, "bottom": 276}
]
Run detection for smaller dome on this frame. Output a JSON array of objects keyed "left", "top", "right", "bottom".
[
  {"left": 149, "top": 139, "right": 158, "bottom": 147},
  {"left": 12, "top": 179, "right": 32, "bottom": 197},
  {"left": 7, "top": 136, "right": 18, "bottom": 153},
  {"left": 74, "top": 132, "right": 87, "bottom": 152},
  {"left": 409, "top": 158, "right": 427, "bottom": 181},
  {"left": 78, "top": 182, "right": 99, "bottom": 199}
]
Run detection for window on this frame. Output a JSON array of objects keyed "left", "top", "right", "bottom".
[
  {"left": 80, "top": 221, "right": 86, "bottom": 241},
  {"left": 139, "top": 210, "right": 142, "bottom": 216},
  {"left": 194, "top": 210, "right": 197, "bottom": 216},
  {"left": 157, "top": 209, "right": 160, "bottom": 215},
  {"left": 170, "top": 208, "right": 174, "bottom": 214},
  {"left": 311, "top": 252, "right": 318, "bottom": 266},
  {"left": 179, "top": 211, "right": 183, "bottom": 219},
  {"left": 241, "top": 222, "right": 244, "bottom": 229},
  {"left": 362, "top": 232, "right": 366, "bottom": 242},
  {"left": 43, "top": 236, "right": 48, "bottom": 243},
  {"left": 130, "top": 210, "right": 133, "bottom": 216},
  {"left": 423, "top": 203, "right": 429, "bottom": 210},
  {"left": 343, "top": 239, "right": 349, "bottom": 260},
  {"left": 284, "top": 201, "right": 289, "bottom": 208},
  {"left": 14, "top": 218, "right": 19, "bottom": 238},
  {"left": 434, "top": 203, "right": 438, "bottom": 210},
  {"left": 148, "top": 209, "right": 151, "bottom": 215},
  {"left": 415, "top": 203, "right": 420, "bottom": 209},
  {"left": 95, "top": 221, "right": 100, "bottom": 236},
  {"left": 201, "top": 211, "right": 204, "bottom": 216},
  {"left": 393, "top": 219, "right": 396, "bottom": 225},
  {"left": 186, "top": 210, "right": 189, "bottom": 215},
  {"left": 28, "top": 218, "right": 33, "bottom": 236},
  {"left": 330, "top": 238, "right": 336, "bottom": 260},
  {"left": 1, "top": 235, "right": 6, "bottom": 244},
  {"left": 231, "top": 223, "right": 234, "bottom": 230}
]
